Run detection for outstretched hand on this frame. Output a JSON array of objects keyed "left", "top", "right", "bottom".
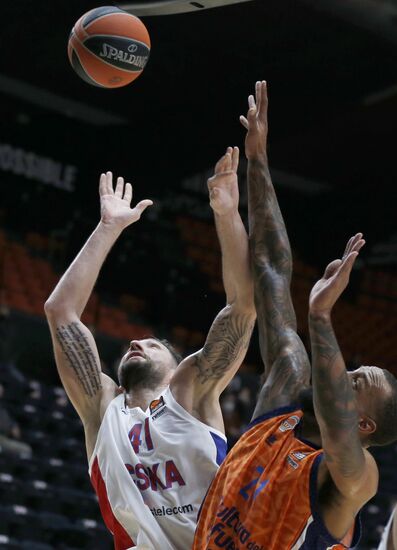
[
  {"left": 99, "top": 171, "right": 153, "bottom": 230},
  {"left": 240, "top": 80, "right": 268, "bottom": 160},
  {"left": 309, "top": 233, "right": 365, "bottom": 316},
  {"left": 207, "top": 147, "right": 240, "bottom": 216}
]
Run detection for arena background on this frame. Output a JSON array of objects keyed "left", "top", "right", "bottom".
[{"left": 1, "top": 1, "right": 396, "bottom": 548}]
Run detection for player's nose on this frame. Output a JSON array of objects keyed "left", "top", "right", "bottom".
[{"left": 129, "top": 340, "right": 144, "bottom": 352}]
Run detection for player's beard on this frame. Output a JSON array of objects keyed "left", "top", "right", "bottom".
[{"left": 119, "top": 357, "right": 165, "bottom": 392}]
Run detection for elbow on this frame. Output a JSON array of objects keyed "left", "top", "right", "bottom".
[
  {"left": 44, "top": 295, "right": 69, "bottom": 320},
  {"left": 234, "top": 289, "right": 256, "bottom": 317},
  {"left": 44, "top": 297, "right": 58, "bottom": 319},
  {"left": 228, "top": 298, "right": 256, "bottom": 321}
]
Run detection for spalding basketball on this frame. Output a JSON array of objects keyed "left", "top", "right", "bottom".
[{"left": 68, "top": 6, "right": 151, "bottom": 88}]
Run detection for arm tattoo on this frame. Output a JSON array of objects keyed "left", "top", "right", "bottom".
[
  {"left": 310, "top": 314, "right": 364, "bottom": 477},
  {"left": 248, "top": 158, "right": 310, "bottom": 390},
  {"left": 56, "top": 322, "right": 102, "bottom": 398},
  {"left": 193, "top": 307, "right": 255, "bottom": 384},
  {"left": 248, "top": 160, "right": 292, "bottom": 280},
  {"left": 255, "top": 344, "right": 311, "bottom": 413}
]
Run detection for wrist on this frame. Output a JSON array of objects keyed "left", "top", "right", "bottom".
[
  {"left": 97, "top": 220, "right": 124, "bottom": 239},
  {"left": 309, "top": 309, "right": 332, "bottom": 322},
  {"left": 247, "top": 150, "right": 268, "bottom": 164},
  {"left": 213, "top": 207, "right": 239, "bottom": 219}
]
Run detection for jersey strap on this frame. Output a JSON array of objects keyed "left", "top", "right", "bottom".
[{"left": 292, "top": 455, "right": 362, "bottom": 549}]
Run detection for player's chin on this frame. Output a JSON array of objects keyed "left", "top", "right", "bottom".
[{"left": 123, "top": 357, "right": 151, "bottom": 371}]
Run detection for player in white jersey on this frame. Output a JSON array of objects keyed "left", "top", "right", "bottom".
[
  {"left": 44, "top": 148, "right": 256, "bottom": 550},
  {"left": 378, "top": 503, "right": 397, "bottom": 550}
]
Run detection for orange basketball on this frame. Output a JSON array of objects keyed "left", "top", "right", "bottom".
[{"left": 68, "top": 6, "right": 151, "bottom": 88}]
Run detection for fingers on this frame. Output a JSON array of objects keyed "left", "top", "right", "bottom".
[
  {"left": 123, "top": 182, "right": 133, "bottom": 204},
  {"left": 225, "top": 147, "right": 232, "bottom": 171},
  {"left": 324, "top": 259, "right": 342, "bottom": 279},
  {"left": 231, "top": 146, "right": 239, "bottom": 172},
  {"left": 214, "top": 147, "right": 235, "bottom": 175},
  {"left": 239, "top": 115, "right": 249, "bottom": 129},
  {"left": 106, "top": 171, "right": 113, "bottom": 194},
  {"left": 255, "top": 81, "right": 261, "bottom": 114},
  {"left": 352, "top": 236, "right": 365, "bottom": 254},
  {"left": 258, "top": 80, "right": 268, "bottom": 120},
  {"left": 343, "top": 235, "right": 355, "bottom": 258},
  {"left": 248, "top": 94, "right": 256, "bottom": 111},
  {"left": 99, "top": 173, "right": 107, "bottom": 196},
  {"left": 135, "top": 199, "right": 153, "bottom": 216},
  {"left": 115, "top": 176, "right": 124, "bottom": 198},
  {"left": 343, "top": 233, "right": 364, "bottom": 259},
  {"left": 340, "top": 251, "right": 359, "bottom": 277}
]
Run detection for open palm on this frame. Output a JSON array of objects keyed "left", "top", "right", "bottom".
[
  {"left": 309, "top": 233, "right": 365, "bottom": 315},
  {"left": 99, "top": 171, "right": 153, "bottom": 230},
  {"left": 240, "top": 80, "right": 268, "bottom": 160},
  {"left": 207, "top": 147, "right": 240, "bottom": 216}
]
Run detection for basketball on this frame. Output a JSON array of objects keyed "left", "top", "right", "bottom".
[{"left": 67, "top": 6, "right": 151, "bottom": 88}]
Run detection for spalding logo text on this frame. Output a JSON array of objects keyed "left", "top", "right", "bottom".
[{"left": 99, "top": 43, "right": 147, "bottom": 69}]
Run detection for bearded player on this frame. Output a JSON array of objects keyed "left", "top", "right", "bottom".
[
  {"left": 44, "top": 149, "right": 255, "bottom": 550},
  {"left": 193, "top": 81, "right": 397, "bottom": 549}
]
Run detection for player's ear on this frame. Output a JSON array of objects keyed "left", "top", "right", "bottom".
[
  {"left": 117, "top": 386, "right": 125, "bottom": 396},
  {"left": 358, "top": 415, "right": 376, "bottom": 435}
]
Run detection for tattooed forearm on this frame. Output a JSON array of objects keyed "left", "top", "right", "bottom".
[
  {"left": 247, "top": 158, "right": 310, "bottom": 389},
  {"left": 255, "top": 343, "right": 311, "bottom": 414},
  {"left": 248, "top": 159, "right": 292, "bottom": 280},
  {"left": 309, "top": 313, "right": 363, "bottom": 476},
  {"left": 56, "top": 322, "right": 102, "bottom": 397},
  {"left": 193, "top": 307, "right": 255, "bottom": 384}
]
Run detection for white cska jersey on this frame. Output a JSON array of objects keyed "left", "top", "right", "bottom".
[{"left": 89, "top": 387, "right": 227, "bottom": 550}]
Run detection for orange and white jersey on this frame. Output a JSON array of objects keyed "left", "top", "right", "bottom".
[
  {"left": 193, "top": 406, "right": 361, "bottom": 550},
  {"left": 89, "top": 387, "right": 227, "bottom": 550}
]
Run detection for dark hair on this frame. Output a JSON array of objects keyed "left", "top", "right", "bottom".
[
  {"left": 153, "top": 337, "right": 183, "bottom": 366},
  {"left": 369, "top": 370, "right": 397, "bottom": 446}
]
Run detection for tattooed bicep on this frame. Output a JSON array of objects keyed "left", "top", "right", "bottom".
[
  {"left": 54, "top": 321, "right": 102, "bottom": 400},
  {"left": 192, "top": 306, "right": 255, "bottom": 385}
]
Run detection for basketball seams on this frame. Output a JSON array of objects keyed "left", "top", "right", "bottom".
[
  {"left": 70, "top": 45, "right": 106, "bottom": 88},
  {"left": 83, "top": 11, "right": 145, "bottom": 33},
  {"left": 68, "top": 9, "right": 150, "bottom": 87}
]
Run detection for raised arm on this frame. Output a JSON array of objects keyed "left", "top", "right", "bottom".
[
  {"left": 209, "top": 147, "right": 254, "bottom": 307},
  {"left": 309, "top": 234, "right": 378, "bottom": 503},
  {"left": 241, "top": 81, "right": 310, "bottom": 417},
  {"left": 44, "top": 173, "right": 152, "bottom": 452},
  {"left": 171, "top": 149, "right": 255, "bottom": 431}
]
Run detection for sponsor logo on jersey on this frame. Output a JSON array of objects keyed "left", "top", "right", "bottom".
[
  {"left": 210, "top": 499, "right": 265, "bottom": 549},
  {"left": 150, "top": 503, "right": 193, "bottom": 517},
  {"left": 286, "top": 455, "right": 299, "bottom": 469},
  {"left": 292, "top": 451, "right": 307, "bottom": 461},
  {"left": 150, "top": 396, "right": 165, "bottom": 415},
  {"left": 278, "top": 415, "right": 300, "bottom": 433},
  {"left": 265, "top": 434, "right": 277, "bottom": 446},
  {"left": 125, "top": 459, "right": 186, "bottom": 493}
]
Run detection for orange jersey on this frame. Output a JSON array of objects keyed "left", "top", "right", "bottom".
[{"left": 193, "top": 406, "right": 361, "bottom": 550}]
